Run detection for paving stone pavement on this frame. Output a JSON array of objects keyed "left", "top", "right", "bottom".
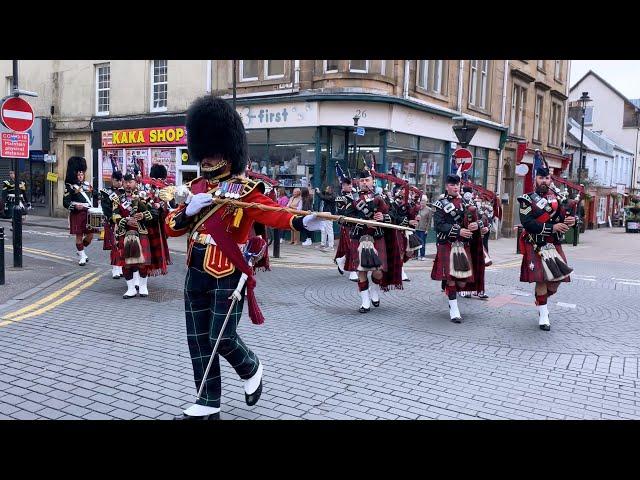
[{"left": 1, "top": 224, "right": 640, "bottom": 420}]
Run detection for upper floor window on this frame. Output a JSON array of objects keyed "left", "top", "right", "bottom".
[
  {"left": 264, "top": 60, "right": 284, "bottom": 79},
  {"left": 417, "top": 60, "right": 447, "bottom": 95},
  {"left": 95, "top": 63, "right": 110, "bottom": 116},
  {"left": 554, "top": 60, "right": 562, "bottom": 81},
  {"left": 349, "top": 60, "right": 368, "bottom": 73},
  {"left": 324, "top": 60, "right": 339, "bottom": 73},
  {"left": 533, "top": 93, "right": 544, "bottom": 141},
  {"left": 240, "top": 60, "right": 259, "bottom": 81},
  {"left": 548, "top": 100, "right": 563, "bottom": 146},
  {"left": 510, "top": 83, "right": 527, "bottom": 136},
  {"left": 151, "top": 60, "right": 167, "bottom": 112},
  {"left": 469, "top": 60, "right": 489, "bottom": 109}
]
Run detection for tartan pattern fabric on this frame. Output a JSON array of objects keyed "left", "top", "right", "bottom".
[
  {"left": 147, "top": 214, "right": 172, "bottom": 276},
  {"left": 334, "top": 225, "right": 351, "bottom": 261},
  {"left": 115, "top": 232, "right": 152, "bottom": 266},
  {"left": 184, "top": 246, "right": 260, "bottom": 408},
  {"left": 520, "top": 241, "right": 571, "bottom": 283},
  {"left": 68, "top": 209, "right": 93, "bottom": 235},
  {"left": 381, "top": 228, "right": 404, "bottom": 291},
  {"left": 345, "top": 236, "right": 388, "bottom": 272},
  {"left": 103, "top": 222, "right": 115, "bottom": 250}
]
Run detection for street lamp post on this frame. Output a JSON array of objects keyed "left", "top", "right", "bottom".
[
  {"left": 575, "top": 91, "right": 591, "bottom": 243},
  {"left": 352, "top": 115, "right": 360, "bottom": 171}
]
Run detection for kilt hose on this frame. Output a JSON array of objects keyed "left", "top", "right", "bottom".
[
  {"left": 68, "top": 209, "right": 93, "bottom": 235},
  {"left": 184, "top": 244, "right": 260, "bottom": 408}
]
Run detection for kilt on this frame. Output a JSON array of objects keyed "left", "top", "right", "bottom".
[
  {"left": 103, "top": 222, "right": 115, "bottom": 250},
  {"left": 184, "top": 245, "right": 260, "bottom": 408},
  {"left": 520, "top": 240, "right": 571, "bottom": 283},
  {"left": 115, "top": 231, "right": 152, "bottom": 267},
  {"left": 69, "top": 209, "right": 93, "bottom": 235},
  {"left": 334, "top": 225, "right": 351, "bottom": 261},
  {"left": 147, "top": 223, "right": 172, "bottom": 276},
  {"left": 344, "top": 236, "right": 388, "bottom": 272},
  {"left": 431, "top": 242, "right": 475, "bottom": 283}
]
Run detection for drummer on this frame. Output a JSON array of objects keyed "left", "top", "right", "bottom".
[{"left": 63, "top": 156, "right": 96, "bottom": 266}]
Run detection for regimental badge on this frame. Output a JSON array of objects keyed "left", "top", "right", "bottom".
[{"left": 529, "top": 261, "right": 535, "bottom": 271}]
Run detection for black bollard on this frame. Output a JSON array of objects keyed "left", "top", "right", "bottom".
[
  {"left": 272, "top": 228, "right": 281, "bottom": 258},
  {"left": 0, "top": 226, "right": 5, "bottom": 285},
  {"left": 516, "top": 225, "right": 523, "bottom": 254}
]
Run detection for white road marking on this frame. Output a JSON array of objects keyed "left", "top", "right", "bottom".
[{"left": 557, "top": 302, "right": 576, "bottom": 309}]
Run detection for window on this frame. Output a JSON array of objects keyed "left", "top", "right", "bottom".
[
  {"left": 265, "top": 60, "right": 284, "bottom": 79},
  {"left": 593, "top": 158, "right": 598, "bottom": 180},
  {"left": 510, "top": 83, "right": 527, "bottom": 136},
  {"left": 349, "top": 60, "right": 368, "bottom": 73},
  {"left": 605, "top": 160, "right": 609, "bottom": 184},
  {"left": 240, "top": 60, "right": 259, "bottom": 81},
  {"left": 150, "top": 60, "right": 167, "bottom": 112},
  {"left": 537, "top": 60, "right": 545, "bottom": 71},
  {"left": 324, "top": 60, "right": 339, "bottom": 73},
  {"left": 549, "top": 101, "right": 562, "bottom": 146},
  {"left": 6, "top": 76, "right": 12, "bottom": 96},
  {"left": 469, "top": 60, "right": 489, "bottom": 109},
  {"left": 554, "top": 60, "right": 562, "bottom": 80},
  {"left": 584, "top": 106, "right": 593, "bottom": 125},
  {"left": 533, "top": 93, "right": 544, "bottom": 141},
  {"left": 417, "top": 60, "right": 447, "bottom": 95},
  {"left": 469, "top": 147, "right": 488, "bottom": 187},
  {"left": 95, "top": 63, "right": 110, "bottom": 116}
]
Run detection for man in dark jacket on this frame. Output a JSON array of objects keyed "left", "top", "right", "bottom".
[{"left": 317, "top": 185, "right": 336, "bottom": 250}]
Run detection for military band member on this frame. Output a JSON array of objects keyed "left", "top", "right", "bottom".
[
  {"left": 166, "top": 96, "right": 322, "bottom": 420},
  {"left": 431, "top": 174, "right": 488, "bottom": 323},
  {"left": 63, "top": 157, "right": 96, "bottom": 266},
  {"left": 2, "top": 171, "right": 28, "bottom": 220},
  {"left": 517, "top": 164, "right": 575, "bottom": 331},
  {"left": 100, "top": 171, "right": 125, "bottom": 279}
]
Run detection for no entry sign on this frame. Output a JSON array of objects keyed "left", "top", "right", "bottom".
[
  {"left": 1, "top": 132, "right": 30, "bottom": 158},
  {"left": 1, "top": 97, "right": 34, "bottom": 132},
  {"left": 453, "top": 148, "right": 473, "bottom": 172}
]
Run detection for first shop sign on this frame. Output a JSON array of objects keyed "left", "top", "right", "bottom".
[{"left": 102, "top": 126, "right": 187, "bottom": 148}]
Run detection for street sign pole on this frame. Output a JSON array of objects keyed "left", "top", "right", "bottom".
[{"left": 12, "top": 60, "right": 22, "bottom": 268}]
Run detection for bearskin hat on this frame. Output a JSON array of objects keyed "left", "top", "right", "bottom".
[
  {"left": 186, "top": 96, "right": 248, "bottom": 175},
  {"left": 150, "top": 163, "right": 168, "bottom": 179},
  {"left": 65, "top": 156, "right": 87, "bottom": 184},
  {"left": 123, "top": 173, "right": 135, "bottom": 182},
  {"left": 112, "top": 171, "right": 123, "bottom": 181},
  {"left": 535, "top": 166, "right": 550, "bottom": 177},
  {"left": 358, "top": 169, "right": 373, "bottom": 179}
]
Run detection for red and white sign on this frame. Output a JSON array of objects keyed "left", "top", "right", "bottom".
[
  {"left": 1, "top": 132, "right": 30, "bottom": 158},
  {"left": 453, "top": 147, "right": 473, "bottom": 172},
  {"left": 0, "top": 97, "right": 35, "bottom": 132}
]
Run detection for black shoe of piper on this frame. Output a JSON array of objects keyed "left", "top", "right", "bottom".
[
  {"left": 245, "top": 380, "right": 263, "bottom": 406},
  {"left": 539, "top": 324, "right": 550, "bottom": 331},
  {"left": 371, "top": 300, "right": 380, "bottom": 307},
  {"left": 359, "top": 306, "right": 370, "bottom": 313},
  {"left": 450, "top": 317, "right": 462, "bottom": 324}
]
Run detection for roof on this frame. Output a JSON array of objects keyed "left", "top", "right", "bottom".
[
  {"left": 631, "top": 99, "right": 640, "bottom": 108},
  {"left": 570, "top": 70, "right": 640, "bottom": 113},
  {"left": 566, "top": 117, "right": 634, "bottom": 156}
]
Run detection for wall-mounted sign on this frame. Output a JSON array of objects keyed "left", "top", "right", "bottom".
[{"left": 101, "top": 126, "right": 186, "bottom": 148}]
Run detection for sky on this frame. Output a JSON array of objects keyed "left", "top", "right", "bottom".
[{"left": 570, "top": 60, "right": 640, "bottom": 100}]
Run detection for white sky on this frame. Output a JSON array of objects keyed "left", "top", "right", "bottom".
[{"left": 570, "top": 60, "right": 640, "bottom": 100}]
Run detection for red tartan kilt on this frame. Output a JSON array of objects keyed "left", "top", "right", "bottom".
[
  {"left": 147, "top": 224, "right": 171, "bottom": 275},
  {"left": 334, "top": 226, "right": 350, "bottom": 260},
  {"left": 69, "top": 210, "right": 93, "bottom": 235},
  {"left": 103, "top": 222, "right": 114, "bottom": 250},
  {"left": 116, "top": 232, "right": 151, "bottom": 266},
  {"left": 520, "top": 242, "right": 571, "bottom": 283},
  {"left": 430, "top": 242, "right": 475, "bottom": 282},
  {"left": 345, "top": 236, "right": 388, "bottom": 271}
]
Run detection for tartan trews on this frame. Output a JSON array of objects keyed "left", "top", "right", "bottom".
[{"left": 184, "top": 248, "right": 259, "bottom": 408}]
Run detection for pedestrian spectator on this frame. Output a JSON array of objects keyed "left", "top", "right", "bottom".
[
  {"left": 316, "top": 185, "right": 336, "bottom": 250},
  {"left": 287, "top": 188, "right": 302, "bottom": 244},
  {"left": 415, "top": 195, "right": 432, "bottom": 261},
  {"left": 300, "top": 187, "right": 313, "bottom": 245},
  {"left": 276, "top": 187, "right": 289, "bottom": 244}
]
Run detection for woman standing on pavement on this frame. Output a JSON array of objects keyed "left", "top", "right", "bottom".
[
  {"left": 276, "top": 187, "right": 289, "bottom": 244},
  {"left": 287, "top": 188, "right": 303, "bottom": 244},
  {"left": 300, "top": 187, "right": 314, "bottom": 246},
  {"left": 415, "top": 195, "right": 433, "bottom": 261}
]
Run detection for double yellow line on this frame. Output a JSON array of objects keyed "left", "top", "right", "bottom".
[
  {"left": 0, "top": 272, "right": 100, "bottom": 327},
  {"left": 6, "top": 245, "right": 75, "bottom": 262}
]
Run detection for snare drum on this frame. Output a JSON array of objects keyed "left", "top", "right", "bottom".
[{"left": 87, "top": 207, "right": 105, "bottom": 231}]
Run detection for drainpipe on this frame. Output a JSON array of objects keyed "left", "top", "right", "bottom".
[
  {"left": 457, "top": 60, "right": 464, "bottom": 112},
  {"left": 403, "top": 60, "right": 409, "bottom": 99},
  {"left": 206, "top": 60, "right": 212, "bottom": 93},
  {"left": 561, "top": 60, "right": 571, "bottom": 169}
]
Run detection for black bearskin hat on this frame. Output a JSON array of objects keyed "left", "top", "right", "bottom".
[
  {"left": 65, "top": 156, "right": 87, "bottom": 184},
  {"left": 446, "top": 174, "right": 461, "bottom": 185},
  {"left": 112, "top": 171, "right": 123, "bottom": 181},
  {"left": 340, "top": 177, "right": 352, "bottom": 185},
  {"left": 186, "top": 96, "right": 247, "bottom": 175},
  {"left": 535, "top": 166, "right": 550, "bottom": 177},
  {"left": 358, "top": 169, "right": 373, "bottom": 179},
  {"left": 150, "top": 163, "right": 168, "bottom": 179}
]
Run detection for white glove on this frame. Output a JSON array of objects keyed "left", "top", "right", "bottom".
[
  {"left": 302, "top": 214, "right": 324, "bottom": 231},
  {"left": 185, "top": 193, "right": 213, "bottom": 217}
]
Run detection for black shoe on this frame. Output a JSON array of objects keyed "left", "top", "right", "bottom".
[
  {"left": 474, "top": 292, "right": 489, "bottom": 300},
  {"left": 245, "top": 380, "right": 262, "bottom": 406},
  {"left": 123, "top": 293, "right": 137, "bottom": 299},
  {"left": 539, "top": 324, "right": 550, "bottom": 331},
  {"left": 359, "top": 306, "right": 370, "bottom": 313},
  {"left": 173, "top": 412, "right": 221, "bottom": 420},
  {"left": 371, "top": 300, "right": 380, "bottom": 307},
  {"left": 450, "top": 317, "right": 462, "bottom": 324}
]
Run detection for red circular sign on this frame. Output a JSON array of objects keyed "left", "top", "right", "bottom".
[
  {"left": 453, "top": 147, "right": 473, "bottom": 172},
  {"left": 1, "top": 97, "right": 34, "bottom": 132}
]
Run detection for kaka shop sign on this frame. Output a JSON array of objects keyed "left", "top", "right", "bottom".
[{"left": 102, "top": 126, "right": 187, "bottom": 148}]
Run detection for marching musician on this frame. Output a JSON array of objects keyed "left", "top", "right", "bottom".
[
  {"left": 165, "top": 96, "right": 323, "bottom": 420},
  {"left": 430, "top": 174, "right": 488, "bottom": 323},
  {"left": 2, "top": 171, "right": 28, "bottom": 220},
  {"left": 458, "top": 186, "right": 491, "bottom": 300},
  {"left": 144, "top": 164, "right": 173, "bottom": 280},
  {"left": 517, "top": 163, "right": 575, "bottom": 331},
  {"left": 100, "top": 171, "right": 125, "bottom": 279},
  {"left": 63, "top": 157, "right": 96, "bottom": 266}
]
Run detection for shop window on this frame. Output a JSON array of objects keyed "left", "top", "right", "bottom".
[
  {"left": 269, "top": 127, "right": 315, "bottom": 144},
  {"left": 388, "top": 132, "right": 418, "bottom": 150},
  {"left": 324, "top": 60, "right": 339, "bottom": 73},
  {"left": 240, "top": 60, "right": 259, "bottom": 81},
  {"left": 246, "top": 129, "right": 268, "bottom": 144},
  {"left": 151, "top": 60, "right": 168, "bottom": 112},
  {"left": 418, "top": 151, "right": 445, "bottom": 201},
  {"left": 265, "top": 60, "right": 285, "bottom": 79},
  {"left": 467, "top": 146, "right": 488, "bottom": 187},
  {"left": 95, "top": 63, "right": 110, "bottom": 116}
]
